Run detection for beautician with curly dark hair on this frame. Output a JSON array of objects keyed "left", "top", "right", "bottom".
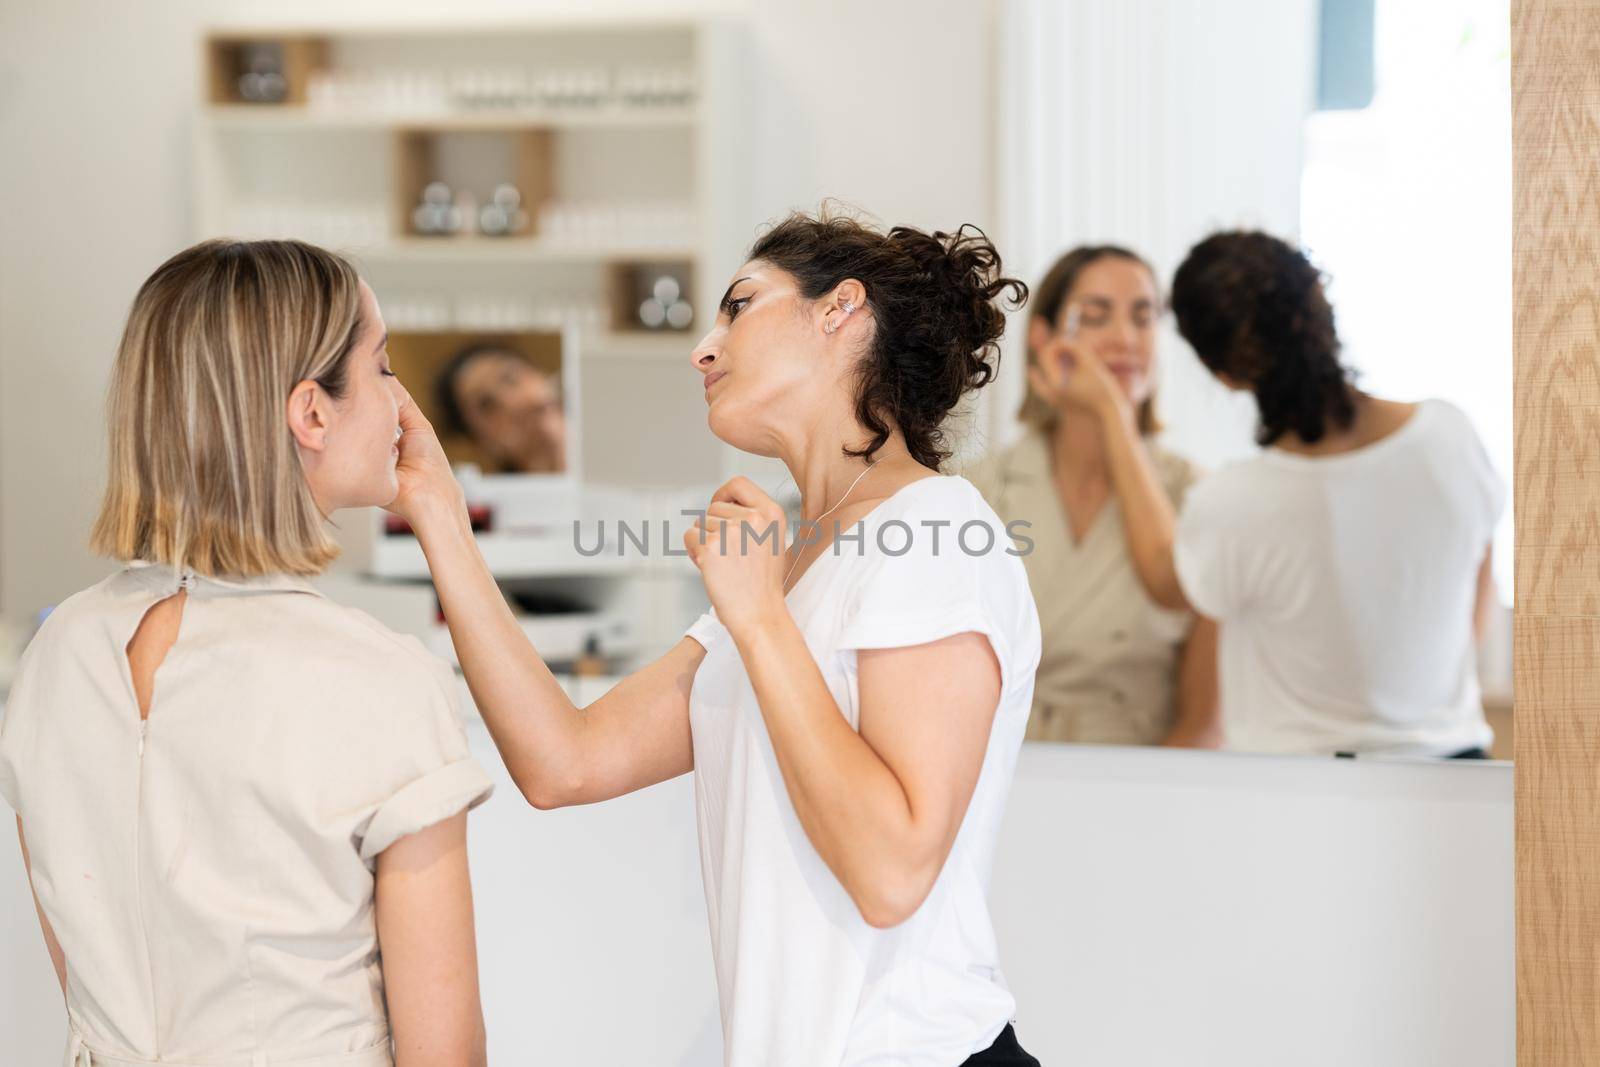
[
  {"left": 1039, "top": 229, "right": 1503, "bottom": 758},
  {"left": 388, "top": 210, "right": 1046, "bottom": 1065}
]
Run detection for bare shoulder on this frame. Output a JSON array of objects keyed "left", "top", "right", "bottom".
[
  {"left": 873, "top": 459, "right": 947, "bottom": 499},
  {"left": 1373, "top": 397, "right": 1424, "bottom": 433}
]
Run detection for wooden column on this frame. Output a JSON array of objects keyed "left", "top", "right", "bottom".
[{"left": 1512, "top": 1, "right": 1600, "bottom": 1062}]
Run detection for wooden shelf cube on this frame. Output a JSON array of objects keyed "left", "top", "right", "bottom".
[
  {"left": 394, "top": 128, "right": 552, "bottom": 240},
  {"left": 205, "top": 35, "right": 328, "bottom": 106},
  {"left": 606, "top": 260, "right": 696, "bottom": 335}
]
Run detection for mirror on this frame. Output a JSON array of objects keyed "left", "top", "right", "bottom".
[
  {"left": 185, "top": 1, "right": 1512, "bottom": 767},
  {"left": 426, "top": 336, "right": 568, "bottom": 475},
  {"left": 972, "top": 0, "right": 1512, "bottom": 761}
]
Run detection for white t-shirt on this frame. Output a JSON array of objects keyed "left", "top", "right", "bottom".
[
  {"left": 684, "top": 475, "right": 1042, "bottom": 1067},
  {"left": 1173, "top": 399, "right": 1505, "bottom": 756}
]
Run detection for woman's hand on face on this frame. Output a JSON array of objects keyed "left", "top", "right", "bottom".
[
  {"left": 1029, "top": 335, "right": 1131, "bottom": 425},
  {"left": 684, "top": 476, "right": 791, "bottom": 635},
  {"left": 387, "top": 386, "right": 467, "bottom": 532}
]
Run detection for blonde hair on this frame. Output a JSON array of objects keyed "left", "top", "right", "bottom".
[
  {"left": 1018, "top": 245, "right": 1161, "bottom": 436},
  {"left": 90, "top": 239, "right": 365, "bottom": 577}
]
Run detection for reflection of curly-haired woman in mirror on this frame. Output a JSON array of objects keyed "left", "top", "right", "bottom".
[{"left": 435, "top": 343, "right": 568, "bottom": 474}]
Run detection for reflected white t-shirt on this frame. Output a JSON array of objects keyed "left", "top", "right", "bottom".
[
  {"left": 684, "top": 475, "right": 1042, "bottom": 1067},
  {"left": 1173, "top": 399, "right": 1505, "bottom": 756}
]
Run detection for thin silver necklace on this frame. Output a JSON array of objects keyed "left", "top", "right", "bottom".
[{"left": 783, "top": 460, "right": 878, "bottom": 593}]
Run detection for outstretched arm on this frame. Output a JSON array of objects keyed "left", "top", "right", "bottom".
[
  {"left": 1027, "top": 335, "right": 1191, "bottom": 611},
  {"left": 389, "top": 389, "right": 699, "bottom": 810}
]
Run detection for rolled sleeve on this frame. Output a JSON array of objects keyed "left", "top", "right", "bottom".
[
  {"left": 835, "top": 530, "right": 1018, "bottom": 696},
  {"left": 684, "top": 608, "right": 725, "bottom": 650},
  {"left": 837, "top": 599, "right": 1000, "bottom": 657},
  {"left": 1174, "top": 519, "right": 1226, "bottom": 620},
  {"left": 350, "top": 649, "right": 495, "bottom": 861},
  {"left": 1174, "top": 483, "right": 1235, "bottom": 620},
  {"left": 358, "top": 756, "right": 494, "bottom": 860}
]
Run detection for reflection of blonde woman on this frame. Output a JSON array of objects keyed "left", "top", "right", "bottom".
[
  {"left": 969, "top": 246, "right": 1220, "bottom": 748},
  {"left": 0, "top": 240, "right": 493, "bottom": 1066}
]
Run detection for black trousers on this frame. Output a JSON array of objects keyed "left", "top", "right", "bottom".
[{"left": 960, "top": 1024, "right": 1041, "bottom": 1066}]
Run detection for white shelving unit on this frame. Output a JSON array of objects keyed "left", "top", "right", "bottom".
[
  {"left": 194, "top": 17, "right": 749, "bottom": 674},
  {"left": 202, "top": 104, "right": 699, "bottom": 131},
  {"left": 354, "top": 240, "right": 700, "bottom": 266}
]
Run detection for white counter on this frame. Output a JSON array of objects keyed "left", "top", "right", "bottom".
[
  {"left": 993, "top": 743, "right": 1511, "bottom": 1065},
  {"left": 0, "top": 735, "right": 1511, "bottom": 1065}
]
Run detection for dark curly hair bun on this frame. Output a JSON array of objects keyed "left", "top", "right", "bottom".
[
  {"left": 747, "top": 210, "right": 1028, "bottom": 469},
  {"left": 1170, "top": 230, "right": 1355, "bottom": 447}
]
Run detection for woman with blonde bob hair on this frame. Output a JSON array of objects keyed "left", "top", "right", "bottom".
[{"left": 0, "top": 239, "right": 493, "bottom": 1067}]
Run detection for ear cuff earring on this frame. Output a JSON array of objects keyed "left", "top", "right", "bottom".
[{"left": 824, "top": 300, "right": 857, "bottom": 335}]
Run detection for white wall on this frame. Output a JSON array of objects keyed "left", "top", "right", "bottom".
[
  {"left": 707, "top": 0, "right": 998, "bottom": 489},
  {"left": 0, "top": 1, "right": 200, "bottom": 622},
  {"left": 987, "top": 0, "right": 1320, "bottom": 469},
  {"left": 0, "top": 736, "right": 1512, "bottom": 1064},
  {"left": 0, "top": 0, "right": 993, "bottom": 621}
]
